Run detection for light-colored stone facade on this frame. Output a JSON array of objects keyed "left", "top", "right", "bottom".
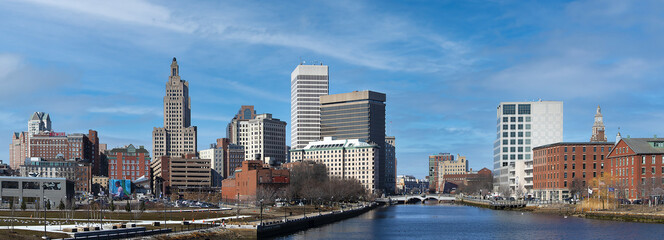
[
  {"left": 290, "top": 64, "right": 329, "bottom": 149},
  {"left": 152, "top": 58, "right": 197, "bottom": 158},
  {"left": 290, "top": 137, "right": 379, "bottom": 193},
  {"left": 229, "top": 113, "right": 287, "bottom": 165}
]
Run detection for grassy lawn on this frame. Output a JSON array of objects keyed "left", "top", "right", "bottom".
[{"left": 0, "top": 229, "right": 69, "bottom": 240}]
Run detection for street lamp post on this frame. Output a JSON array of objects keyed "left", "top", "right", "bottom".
[
  {"left": 43, "top": 184, "right": 47, "bottom": 240},
  {"left": 283, "top": 200, "right": 287, "bottom": 222},
  {"left": 259, "top": 199, "right": 264, "bottom": 226},
  {"left": 303, "top": 198, "right": 306, "bottom": 218}
]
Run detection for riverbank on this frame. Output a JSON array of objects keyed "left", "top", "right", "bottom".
[
  {"left": 457, "top": 196, "right": 664, "bottom": 224},
  {"left": 256, "top": 203, "right": 378, "bottom": 238},
  {"left": 140, "top": 203, "right": 379, "bottom": 239}
]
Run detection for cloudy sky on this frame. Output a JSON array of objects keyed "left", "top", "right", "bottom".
[{"left": 2, "top": 0, "right": 663, "bottom": 179}]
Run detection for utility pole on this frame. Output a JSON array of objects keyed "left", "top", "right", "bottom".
[{"left": 42, "top": 184, "right": 46, "bottom": 240}]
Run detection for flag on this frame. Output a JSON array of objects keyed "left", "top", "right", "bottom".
[
  {"left": 608, "top": 187, "right": 615, "bottom": 192},
  {"left": 588, "top": 187, "right": 593, "bottom": 194}
]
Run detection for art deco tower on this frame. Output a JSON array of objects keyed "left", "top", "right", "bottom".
[
  {"left": 152, "top": 58, "right": 197, "bottom": 158},
  {"left": 590, "top": 105, "right": 607, "bottom": 142}
]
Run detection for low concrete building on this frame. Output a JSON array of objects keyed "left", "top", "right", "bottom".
[
  {"left": 396, "top": 175, "right": 428, "bottom": 194},
  {"left": 151, "top": 154, "right": 211, "bottom": 196},
  {"left": 0, "top": 176, "right": 74, "bottom": 208},
  {"left": 20, "top": 157, "right": 92, "bottom": 198},
  {"left": 221, "top": 160, "right": 290, "bottom": 202}
]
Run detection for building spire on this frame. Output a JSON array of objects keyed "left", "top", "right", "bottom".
[
  {"left": 590, "top": 105, "right": 607, "bottom": 142},
  {"left": 170, "top": 57, "right": 179, "bottom": 77}
]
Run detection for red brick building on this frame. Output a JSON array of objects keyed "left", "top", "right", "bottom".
[
  {"left": 533, "top": 142, "right": 613, "bottom": 200},
  {"left": 107, "top": 144, "right": 151, "bottom": 181},
  {"left": 443, "top": 168, "right": 492, "bottom": 194},
  {"left": 221, "top": 160, "right": 289, "bottom": 202},
  {"left": 9, "top": 132, "right": 29, "bottom": 169},
  {"left": 26, "top": 130, "right": 102, "bottom": 175},
  {"left": 607, "top": 137, "right": 664, "bottom": 201}
]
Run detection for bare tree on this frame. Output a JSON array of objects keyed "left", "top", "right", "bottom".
[{"left": 570, "top": 178, "right": 585, "bottom": 199}]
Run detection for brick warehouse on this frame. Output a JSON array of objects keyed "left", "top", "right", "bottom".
[
  {"left": 607, "top": 137, "right": 664, "bottom": 201},
  {"left": 533, "top": 142, "right": 613, "bottom": 200},
  {"left": 221, "top": 160, "right": 289, "bottom": 202}
]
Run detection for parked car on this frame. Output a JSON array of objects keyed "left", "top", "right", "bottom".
[{"left": 632, "top": 199, "right": 643, "bottom": 205}]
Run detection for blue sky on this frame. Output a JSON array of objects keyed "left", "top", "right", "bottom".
[{"left": 1, "top": 0, "right": 664, "bottom": 179}]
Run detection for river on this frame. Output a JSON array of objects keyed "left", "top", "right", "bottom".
[{"left": 273, "top": 204, "right": 664, "bottom": 240}]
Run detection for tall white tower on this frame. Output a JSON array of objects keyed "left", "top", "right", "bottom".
[
  {"left": 493, "top": 101, "right": 563, "bottom": 196},
  {"left": 290, "top": 64, "right": 329, "bottom": 149}
]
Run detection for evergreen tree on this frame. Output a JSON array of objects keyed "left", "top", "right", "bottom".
[
  {"left": 140, "top": 200, "right": 145, "bottom": 212},
  {"left": 58, "top": 200, "right": 65, "bottom": 211},
  {"left": 125, "top": 200, "right": 131, "bottom": 212},
  {"left": 20, "top": 200, "right": 26, "bottom": 211}
]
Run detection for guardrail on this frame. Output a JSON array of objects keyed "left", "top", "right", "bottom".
[{"left": 60, "top": 222, "right": 222, "bottom": 240}]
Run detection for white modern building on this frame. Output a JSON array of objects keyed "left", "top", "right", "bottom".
[
  {"left": 290, "top": 137, "right": 379, "bottom": 193},
  {"left": 290, "top": 64, "right": 329, "bottom": 150},
  {"left": 199, "top": 146, "right": 224, "bottom": 187},
  {"left": 493, "top": 100, "right": 563, "bottom": 197}
]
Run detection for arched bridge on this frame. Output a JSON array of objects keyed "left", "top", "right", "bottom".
[{"left": 376, "top": 194, "right": 456, "bottom": 204}]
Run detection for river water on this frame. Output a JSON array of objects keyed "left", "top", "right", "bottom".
[{"left": 274, "top": 204, "right": 664, "bottom": 240}]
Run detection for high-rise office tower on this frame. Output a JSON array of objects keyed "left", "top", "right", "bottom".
[
  {"left": 320, "top": 90, "right": 390, "bottom": 193},
  {"left": 590, "top": 106, "right": 607, "bottom": 142},
  {"left": 385, "top": 136, "right": 397, "bottom": 194},
  {"left": 152, "top": 58, "right": 198, "bottom": 158},
  {"left": 493, "top": 101, "right": 563, "bottom": 196},
  {"left": 290, "top": 64, "right": 329, "bottom": 149}
]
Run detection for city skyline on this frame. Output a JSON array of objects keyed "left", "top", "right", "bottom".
[{"left": 3, "top": 1, "right": 664, "bottom": 179}]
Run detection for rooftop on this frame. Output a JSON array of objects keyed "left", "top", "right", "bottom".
[
  {"left": 533, "top": 141, "right": 614, "bottom": 150},
  {"left": 619, "top": 138, "right": 664, "bottom": 155}
]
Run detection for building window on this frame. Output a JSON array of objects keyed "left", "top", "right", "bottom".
[
  {"left": 503, "top": 104, "right": 516, "bottom": 115},
  {"left": 518, "top": 104, "right": 531, "bottom": 114}
]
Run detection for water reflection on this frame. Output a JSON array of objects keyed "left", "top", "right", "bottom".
[{"left": 275, "top": 204, "right": 664, "bottom": 240}]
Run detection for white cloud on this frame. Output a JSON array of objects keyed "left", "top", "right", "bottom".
[
  {"left": 21, "top": 0, "right": 195, "bottom": 33},
  {"left": 14, "top": 0, "right": 473, "bottom": 74},
  {"left": 87, "top": 106, "right": 161, "bottom": 116}
]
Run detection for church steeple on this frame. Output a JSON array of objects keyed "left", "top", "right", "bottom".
[{"left": 590, "top": 105, "right": 607, "bottom": 142}]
